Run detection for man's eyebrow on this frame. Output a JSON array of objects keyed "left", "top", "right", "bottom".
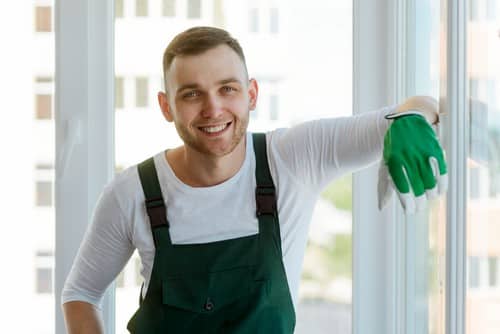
[
  {"left": 217, "top": 77, "right": 243, "bottom": 85},
  {"left": 176, "top": 78, "right": 243, "bottom": 94},
  {"left": 176, "top": 83, "right": 199, "bottom": 94}
]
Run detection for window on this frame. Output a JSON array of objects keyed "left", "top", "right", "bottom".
[
  {"left": 187, "top": 0, "right": 201, "bottom": 19},
  {"left": 36, "top": 94, "right": 52, "bottom": 119},
  {"left": 115, "top": 0, "right": 124, "bottom": 18},
  {"left": 402, "top": 2, "right": 447, "bottom": 332},
  {"left": 115, "top": 77, "right": 124, "bottom": 109},
  {"left": 162, "top": 0, "right": 176, "bottom": 17},
  {"left": 35, "top": 163, "right": 54, "bottom": 207},
  {"left": 270, "top": 8, "right": 279, "bottom": 33},
  {"left": 249, "top": 8, "right": 259, "bottom": 33},
  {"left": 35, "top": 251, "right": 54, "bottom": 294},
  {"left": 135, "top": 77, "right": 148, "bottom": 107},
  {"left": 466, "top": 1, "right": 500, "bottom": 330},
  {"left": 35, "top": 6, "right": 52, "bottom": 32},
  {"left": 36, "top": 268, "right": 53, "bottom": 293},
  {"left": 35, "top": 76, "right": 54, "bottom": 120},
  {"left": 47, "top": 1, "right": 499, "bottom": 333},
  {"left": 469, "top": 257, "right": 481, "bottom": 288},
  {"left": 36, "top": 181, "right": 53, "bottom": 207},
  {"left": 489, "top": 257, "right": 498, "bottom": 287},
  {"left": 136, "top": 0, "right": 148, "bottom": 17}
]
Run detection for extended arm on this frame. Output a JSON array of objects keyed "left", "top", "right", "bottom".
[{"left": 268, "top": 104, "right": 395, "bottom": 193}]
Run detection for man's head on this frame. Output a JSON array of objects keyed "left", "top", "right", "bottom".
[
  {"left": 158, "top": 27, "right": 258, "bottom": 158},
  {"left": 163, "top": 26, "right": 248, "bottom": 87}
]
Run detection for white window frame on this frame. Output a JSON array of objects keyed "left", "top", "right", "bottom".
[
  {"left": 54, "top": 0, "right": 468, "bottom": 333},
  {"left": 352, "top": 0, "right": 401, "bottom": 332},
  {"left": 441, "top": 0, "right": 468, "bottom": 333},
  {"left": 54, "top": 0, "right": 115, "bottom": 333},
  {"left": 353, "top": 1, "right": 467, "bottom": 334}
]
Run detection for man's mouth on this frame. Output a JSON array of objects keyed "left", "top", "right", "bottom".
[{"left": 198, "top": 122, "right": 232, "bottom": 134}]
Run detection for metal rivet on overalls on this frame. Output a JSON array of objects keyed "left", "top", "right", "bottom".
[{"left": 204, "top": 298, "right": 214, "bottom": 311}]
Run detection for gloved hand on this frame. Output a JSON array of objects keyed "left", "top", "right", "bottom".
[{"left": 377, "top": 111, "right": 448, "bottom": 214}]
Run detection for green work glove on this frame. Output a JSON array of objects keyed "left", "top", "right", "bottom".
[{"left": 378, "top": 112, "right": 448, "bottom": 214}]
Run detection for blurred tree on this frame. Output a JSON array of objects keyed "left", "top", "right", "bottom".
[{"left": 321, "top": 174, "right": 352, "bottom": 212}]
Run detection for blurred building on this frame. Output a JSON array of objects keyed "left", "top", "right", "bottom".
[{"left": 25, "top": 0, "right": 500, "bottom": 333}]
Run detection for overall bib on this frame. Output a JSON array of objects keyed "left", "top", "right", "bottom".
[{"left": 127, "top": 133, "right": 296, "bottom": 333}]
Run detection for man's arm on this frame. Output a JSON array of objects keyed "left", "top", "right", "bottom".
[
  {"left": 268, "top": 104, "right": 394, "bottom": 193},
  {"left": 61, "top": 183, "right": 135, "bottom": 332},
  {"left": 267, "top": 95, "right": 440, "bottom": 195},
  {"left": 62, "top": 301, "right": 104, "bottom": 334}
]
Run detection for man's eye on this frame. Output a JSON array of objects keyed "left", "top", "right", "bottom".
[
  {"left": 183, "top": 91, "right": 199, "bottom": 98},
  {"left": 222, "top": 86, "right": 236, "bottom": 93}
]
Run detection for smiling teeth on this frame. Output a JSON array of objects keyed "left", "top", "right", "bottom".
[{"left": 201, "top": 123, "right": 228, "bottom": 133}]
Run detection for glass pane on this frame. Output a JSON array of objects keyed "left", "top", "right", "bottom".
[
  {"left": 1, "top": 1, "right": 55, "bottom": 332},
  {"left": 407, "top": 2, "right": 446, "bottom": 333},
  {"left": 115, "top": 1, "right": 352, "bottom": 333},
  {"left": 466, "top": 1, "right": 500, "bottom": 333}
]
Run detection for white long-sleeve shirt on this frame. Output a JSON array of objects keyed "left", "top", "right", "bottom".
[{"left": 61, "top": 105, "right": 394, "bottom": 310}]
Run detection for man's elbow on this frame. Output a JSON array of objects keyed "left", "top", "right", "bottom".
[{"left": 62, "top": 300, "right": 105, "bottom": 334}]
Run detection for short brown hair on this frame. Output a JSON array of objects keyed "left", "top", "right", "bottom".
[{"left": 162, "top": 26, "right": 248, "bottom": 85}]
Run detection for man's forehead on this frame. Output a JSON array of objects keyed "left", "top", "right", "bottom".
[{"left": 166, "top": 45, "right": 247, "bottom": 89}]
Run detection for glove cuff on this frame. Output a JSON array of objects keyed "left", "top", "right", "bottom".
[{"left": 385, "top": 109, "right": 439, "bottom": 125}]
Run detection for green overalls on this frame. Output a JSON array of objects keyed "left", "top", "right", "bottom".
[{"left": 127, "top": 133, "right": 296, "bottom": 333}]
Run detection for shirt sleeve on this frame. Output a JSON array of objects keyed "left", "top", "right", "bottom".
[
  {"left": 269, "top": 105, "right": 396, "bottom": 193},
  {"left": 61, "top": 183, "right": 135, "bottom": 310}
]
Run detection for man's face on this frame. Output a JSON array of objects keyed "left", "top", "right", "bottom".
[{"left": 160, "top": 44, "right": 258, "bottom": 158}]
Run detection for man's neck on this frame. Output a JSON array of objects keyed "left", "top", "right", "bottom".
[{"left": 165, "top": 138, "right": 247, "bottom": 187}]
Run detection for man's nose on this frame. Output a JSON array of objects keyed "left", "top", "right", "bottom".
[{"left": 201, "top": 94, "right": 223, "bottom": 118}]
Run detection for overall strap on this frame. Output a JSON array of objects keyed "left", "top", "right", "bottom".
[
  {"left": 252, "top": 133, "right": 277, "bottom": 217},
  {"left": 137, "top": 157, "right": 169, "bottom": 234}
]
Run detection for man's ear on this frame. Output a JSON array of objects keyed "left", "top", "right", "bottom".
[
  {"left": 248, "top": 78, "right": 258, "bottom": 110},
  {"left": 158, "top": 91, "right": 174, "bottom": 122}
]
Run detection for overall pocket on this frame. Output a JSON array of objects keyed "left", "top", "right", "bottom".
[{"left": 162, "top": 266, "right": 267, "bottom": 314}]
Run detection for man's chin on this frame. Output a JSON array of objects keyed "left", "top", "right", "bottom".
[
  {"left": 198, "top": 138, "right": 245, "bottom": 158},
  {"left": 201, "top": 144, "right": 239, "bottom": 158}
]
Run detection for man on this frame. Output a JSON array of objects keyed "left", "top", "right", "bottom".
[{"left": 62, "top": 26, "right": 447, "bottom": 333}]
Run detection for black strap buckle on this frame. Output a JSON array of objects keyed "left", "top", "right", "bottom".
[
  {"left": 145, "top": 197, "right": 169, "bottom": 228},
  {"left": 255, "top": 185, "right": 277, "bottom": 217}
]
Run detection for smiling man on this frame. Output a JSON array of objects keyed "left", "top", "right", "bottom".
[
  {"left": 61, "top": 27, "right": 447, "bottom": 334},
  {"left": 159, "top": 41, "right": 257, "bottom": 187}
]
